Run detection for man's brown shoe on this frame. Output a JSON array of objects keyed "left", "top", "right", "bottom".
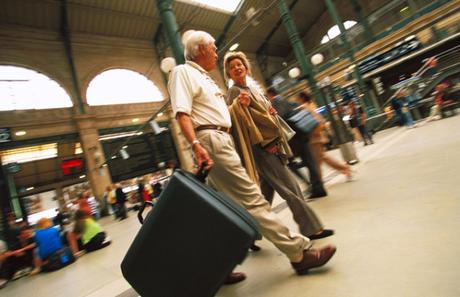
[
  {"left": 291, "top": 245, "right": 337, "bottom": 275},
  {"left": 223, "top": 272, "right": 246, "bottom": 285}
]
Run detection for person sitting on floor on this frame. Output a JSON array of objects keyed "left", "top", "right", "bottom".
[
  {"left": 33, "top": 217, "right": 75, "bottom": 273},
  {"left": 0, "top": 239, "right": 14, "bottom": 289},
  {"left": 67, "top": 210, "right": 111, "bottom": 257},
  {"left": 4, "top": 215, "right": 39, "bottom": 280}
]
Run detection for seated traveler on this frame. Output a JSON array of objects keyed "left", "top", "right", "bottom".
[
  {"left": 67, "top": 210, "right": 111, "bottom": 257},
  {"left": 34, "top": 218, "right": 75, "bottom": 273}
]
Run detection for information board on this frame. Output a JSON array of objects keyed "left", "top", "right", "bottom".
[{"left": 102, "top": 131, "right": 177, "bottom": 182}]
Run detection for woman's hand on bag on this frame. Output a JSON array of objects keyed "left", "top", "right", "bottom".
[
  {"left": 238, "top": 91, "right": 251, "bottom": 106},
  {"left": 269, "top": 106, "right": 278, "bottom": 115}
]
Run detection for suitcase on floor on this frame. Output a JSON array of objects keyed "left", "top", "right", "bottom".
[{"left": 121, "top": 169, "right": 260, "bottom": 297}]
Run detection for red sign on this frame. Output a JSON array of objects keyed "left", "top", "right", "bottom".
[{"left": 61, "top": 158, "right": 85, "bottom": 175}]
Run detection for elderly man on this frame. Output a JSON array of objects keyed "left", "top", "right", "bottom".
[{"left": 168, "top": 30, "right": 336, "bottom": 283}]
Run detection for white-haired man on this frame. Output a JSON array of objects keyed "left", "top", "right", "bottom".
[{"left": 168, "top": 30, "right": 336, "bottom": 284}]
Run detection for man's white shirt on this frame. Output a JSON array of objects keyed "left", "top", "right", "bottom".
[{"left": 168, "top": 61, "right": 231, "bottom": 128}]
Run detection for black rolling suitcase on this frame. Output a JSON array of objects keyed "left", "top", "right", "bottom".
[{"left": 121, "top": 169, "right": 260, "bottom": 297}]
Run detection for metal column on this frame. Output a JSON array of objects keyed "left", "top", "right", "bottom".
[
  {"left": 324, "top": 0, "right": 375, "bottom": 115},
  {"left": 278, "top": 0, "right": 325, "bottom": 106},
  {"left": 320, "top": 86, "right": 358, "bottom": 164},
  {"left": 60, "top": 0, "right": 86, "bottom": 114},
  {"left": 156, "top": 0, "right": 185, "bottom": 65},
  {"left": 155, "top": 0, "right": 195, "bottom": 172}
]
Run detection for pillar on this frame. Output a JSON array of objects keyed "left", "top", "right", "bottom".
[
  {"left": 74, "top": 115, "right": 112, "bottom": 201},
  {"left": 0, "top": 167, "right": 12, "bottom": 237},
  {"left": 156, "top": 0, "right": 185, "bottom": 65},
  {"left": 55, "top": 186, "right": 67, "bottom": 209}
]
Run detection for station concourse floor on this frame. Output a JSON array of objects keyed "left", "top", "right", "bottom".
[{"left": 2, "top": 114, "right": 460, "bottom": 297}]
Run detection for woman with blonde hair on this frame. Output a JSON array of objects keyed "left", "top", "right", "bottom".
[{"left": 223, "top": 51, "right": 334, "bottom": 241}]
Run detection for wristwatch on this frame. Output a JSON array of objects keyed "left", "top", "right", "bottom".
[{"left": 191, "top": 139, "right": 201, "bottom": 148}]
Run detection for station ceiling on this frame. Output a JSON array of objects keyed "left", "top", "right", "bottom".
[{"left": 0, "top": 0, "right": 329, "bottom": 57}]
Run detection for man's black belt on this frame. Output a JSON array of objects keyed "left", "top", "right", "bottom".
[{"left": 196, "top": 125, "right": 230, "bottom": 133}]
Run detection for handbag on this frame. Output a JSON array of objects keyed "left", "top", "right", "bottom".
[
  {"left": 277, "top": 115, "right": 296, "bottom": 140},
  {"left": 287, "top": 109, "right": 319, "bottom": 134}
]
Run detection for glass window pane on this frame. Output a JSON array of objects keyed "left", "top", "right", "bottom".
[
  {"left": 321, "top": 20, "right": 357, "bottom": 45},
  {"left": 0, "top": 66, "right": 73, "bottom": 111},
  {"left": 86, "top": 69, "right": 164, "bottom": 106},
  {"left": 0, "top": 143, "right": 58, "bottom": 164}
]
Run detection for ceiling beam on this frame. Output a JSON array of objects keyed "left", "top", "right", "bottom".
[
  {"left": 256, "top": 0, "right": 301, "bottom": 55},
  {"left": 60, "top": 0, "right": 86, "bottom": 114}
]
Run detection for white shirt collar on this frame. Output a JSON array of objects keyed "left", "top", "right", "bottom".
[{"left": 186, "top": 60, "right": 207, "bottom": 74}]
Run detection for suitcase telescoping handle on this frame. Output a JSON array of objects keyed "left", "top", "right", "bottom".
[{"left": 137, "top": 162, "right": 210, "bottom": 224}]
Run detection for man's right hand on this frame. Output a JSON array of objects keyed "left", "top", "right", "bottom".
[{"left": 193, "top": 144, "right": 214, "bottom": 171}]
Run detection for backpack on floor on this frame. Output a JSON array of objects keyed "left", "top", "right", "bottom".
[{"left": 42, "top": 247, "right": 75, "bottom": 272}]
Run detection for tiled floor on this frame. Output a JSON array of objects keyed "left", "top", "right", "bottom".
[{"left": 2, "top": 114, "right": 460, "bottom": 297}]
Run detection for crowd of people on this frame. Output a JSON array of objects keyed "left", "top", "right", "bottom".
[
  {"left": 0, "top": 196, "right": 111, "bottom": 289},
  {"left": 0, "top": 173, "right": 170, "bottom": 290},
  {"left": 104, "top": 179, "right": 164, "bottom": 221}
]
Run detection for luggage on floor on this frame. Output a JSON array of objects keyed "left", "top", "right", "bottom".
[
  {"left": 42, "top": 247, "right": 75, "bottom": 272},
  {"left": 121, "top": 169, "right": 260, "bottom": 297}
]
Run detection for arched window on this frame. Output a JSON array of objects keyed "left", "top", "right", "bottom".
[
  {"left": 0, "top": 66, "right": 73, "bottom": 111},
  {"left": 86, "top": 69, "right": 163, "bottom": 106},
  {"left": 321, "top": 20, "right": 357, "bottom": 44}
]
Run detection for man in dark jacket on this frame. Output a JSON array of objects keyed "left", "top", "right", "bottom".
[{"left": 115, "top": 184, "right": 128, "bottom": 220}]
